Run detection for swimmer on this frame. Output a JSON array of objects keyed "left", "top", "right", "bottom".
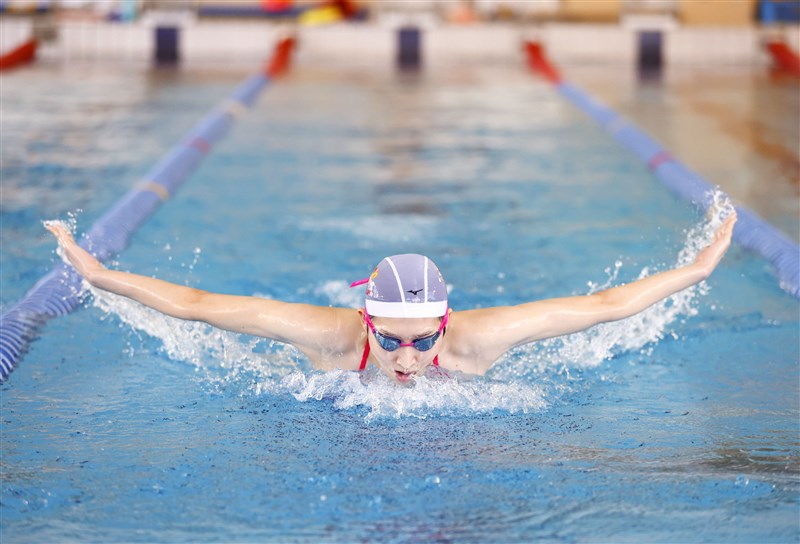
[{"left": 46, "top": 213, "right": 736, "bottom": 385}]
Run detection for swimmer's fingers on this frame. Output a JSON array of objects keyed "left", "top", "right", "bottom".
[
  {"left": 708, "top": 211, "right": 736, "bottom": 247},
  {"left": 44, "top": 221, "right": 76, "bottom": 248},
  {"left": 44, "top": 221, "right": 104, "bottom": 277},
  {"left": 694, "top": 212, "right": 737, "bottom": 274},
  {"left": 719, "top": 211, "right": 737, "bottom": 241},
  {"left": 712, "top": 211, "right": 734, "bottom": 238},
  {"left": 711, "top": 212, "right": 736, "bottom": 252}
]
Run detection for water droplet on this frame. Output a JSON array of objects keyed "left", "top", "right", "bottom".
[{"left": 425, "top": 475, "right": 441, "bottom": 486}]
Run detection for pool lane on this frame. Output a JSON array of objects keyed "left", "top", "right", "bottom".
[{"left": 0, "top": 37, "right": 295, "bottom": 382}]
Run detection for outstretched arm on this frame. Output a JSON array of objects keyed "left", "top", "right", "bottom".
[
  {"left": 455, "top": 213, "right": 737, "bottom": 370},
  {"left": 45, "top": 222, "right": 358, "bottom": 364}
]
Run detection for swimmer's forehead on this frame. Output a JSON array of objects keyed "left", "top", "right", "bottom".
[{"left": 371, "top": 316, "right": 440, "bottom": 337}]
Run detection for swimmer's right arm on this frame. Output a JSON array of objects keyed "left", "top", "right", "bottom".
[
  {"left": 446, "top": 213, "right": 737, "bottom": 373},
  {"left": 45, "top": 222, "right": 359, "bottom": 364}
]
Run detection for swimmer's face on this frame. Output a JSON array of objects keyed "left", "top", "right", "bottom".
[{"left": 366, "top": 315, "right": 446, "bottom": 385}]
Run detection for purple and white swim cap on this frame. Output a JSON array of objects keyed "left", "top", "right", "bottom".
[{"left": 353, "top": 254, "right": 448, "bottom": 318}]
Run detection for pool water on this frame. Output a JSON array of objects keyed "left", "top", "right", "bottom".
[{"left": 2, "top": 62, "right": 798, "bottom": 543}]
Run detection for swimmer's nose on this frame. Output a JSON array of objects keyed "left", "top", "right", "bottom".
[{"left": 396, "top": 349, "right": 418, "bottom": 371}]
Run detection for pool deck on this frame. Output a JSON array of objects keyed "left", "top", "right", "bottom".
[{"left": 2, "top": 18, "right": 799, "bottom": 241}]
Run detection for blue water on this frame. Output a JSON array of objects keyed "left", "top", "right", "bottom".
[{"left": 2, "top": 63, "right": 798, "bottom": 543}]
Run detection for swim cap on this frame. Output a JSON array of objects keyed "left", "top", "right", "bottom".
[{"left": 355, "top": 254, "right": 447, "bottom": 318}]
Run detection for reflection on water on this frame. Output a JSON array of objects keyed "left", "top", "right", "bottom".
[{"left": 704, "top": 443, "right": 800, "bottom": 477}]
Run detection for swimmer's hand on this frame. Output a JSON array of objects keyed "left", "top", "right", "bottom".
[
  {"left": 44, "top": 221, "right": 105, "bottom": 280},
  {"left": 692, "top": 212, "right": 737, "bottom": 278}
]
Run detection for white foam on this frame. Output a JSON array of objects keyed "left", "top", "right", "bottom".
[
  {"left": 271, "top": 366, "right": 548, "bottom": 422},
  {"left": 89, "top": 286, "right": 301, "bottom": 383}
]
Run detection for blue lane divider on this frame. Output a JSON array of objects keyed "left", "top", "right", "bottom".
[
  {"left": 557, "top": 82, "right": 799, "bottom": 298},
  {"left": 0, "top": 53, "right": 289, "bottom": 380}
]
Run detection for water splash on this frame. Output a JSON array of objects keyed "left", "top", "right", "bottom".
[
  {"left": 270, "top": 367, "right": 548, "bottom": 422},
  {"left": 89, "top": 286, "right": 300, "bottom": 384},
  {"left": 70, "top": 191, "right": 732, "bottom": 420}
]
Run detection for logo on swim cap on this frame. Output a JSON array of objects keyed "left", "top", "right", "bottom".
[{"left": 364, "top": 254, "right": 447, "bottom": 318}]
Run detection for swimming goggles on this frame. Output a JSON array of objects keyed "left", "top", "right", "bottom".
[{"left": 364, "top": 311, "right": 448, "bottom": 352}]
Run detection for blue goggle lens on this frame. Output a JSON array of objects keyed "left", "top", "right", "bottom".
[{"left": 374, "top": 331, "right": 441, "bottom": 352}]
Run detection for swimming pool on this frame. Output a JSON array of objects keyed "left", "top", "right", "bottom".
[{"left": 2, "top": 62, "right": 798, "bottom": 542}]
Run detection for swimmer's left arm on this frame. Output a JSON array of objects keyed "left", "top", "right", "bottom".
[
  {"left": 44, "top": 221, "right": 361, "bottom": 367},
  {"left": 459, "top": 213, "right": 736, "bottom": 373}
]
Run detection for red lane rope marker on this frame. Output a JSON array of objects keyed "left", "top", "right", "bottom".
[
  {"left": 523, "top": 41, "right": 562, "bottom": 85},
  {"left": 0, "top": 38, "right": 37, "bottom": 71},
  {"left": 647, "top": 150, "right": 674, "bottom": 172},
  {"left": 765, "top": 40, "right": 800, "bottom": 77},
  {"left": 265, "top": 35, "right": 297, "bottom": 78},
  {"left": 190, "top": 137, "right": 212, "bottom": 154}
]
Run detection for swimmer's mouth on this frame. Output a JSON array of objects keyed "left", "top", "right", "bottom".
[{"left": 395, "top": 370, "right": 415, "bottom": 383}]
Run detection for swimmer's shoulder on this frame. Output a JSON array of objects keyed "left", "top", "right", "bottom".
[
  {"left": 442, "top": 307, "right": 538, "bottom": 375},
  {"left": 439, "top": 309, "right": 499, "bottom": 375},
  {"left": 293, "top": 306, "right": 364, "bottom": 371}
]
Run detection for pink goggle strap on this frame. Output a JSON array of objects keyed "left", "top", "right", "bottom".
[{"left": 440, "top": 308, "right": 449, "bottom": 330}]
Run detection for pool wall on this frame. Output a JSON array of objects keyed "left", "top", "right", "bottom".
[{"left": 3, "top": 17, "right": 797, "bottom": 67}]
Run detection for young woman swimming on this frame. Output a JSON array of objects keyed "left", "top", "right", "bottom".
[{"left": 46, "top": 213, "right": 736, "bottom": 385}]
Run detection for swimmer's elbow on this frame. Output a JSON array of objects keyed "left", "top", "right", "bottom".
[
  {"left": 75, "top": 259, "right": 106, "bottom": 286},
  {"left": 588, "top": 289, "right": 636, "bottom": 322},
  {"left": 83, "top": 267, "right": 116, "bottom": 291},
  {"left": 82, "top": 268, "right": 99, "bottom": 286},
  {"left": 180, "top": 288, "right": 211, "bottom": 320},
  {"left": 150, "top": 288, "right": 213, "bottom": 323}
]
